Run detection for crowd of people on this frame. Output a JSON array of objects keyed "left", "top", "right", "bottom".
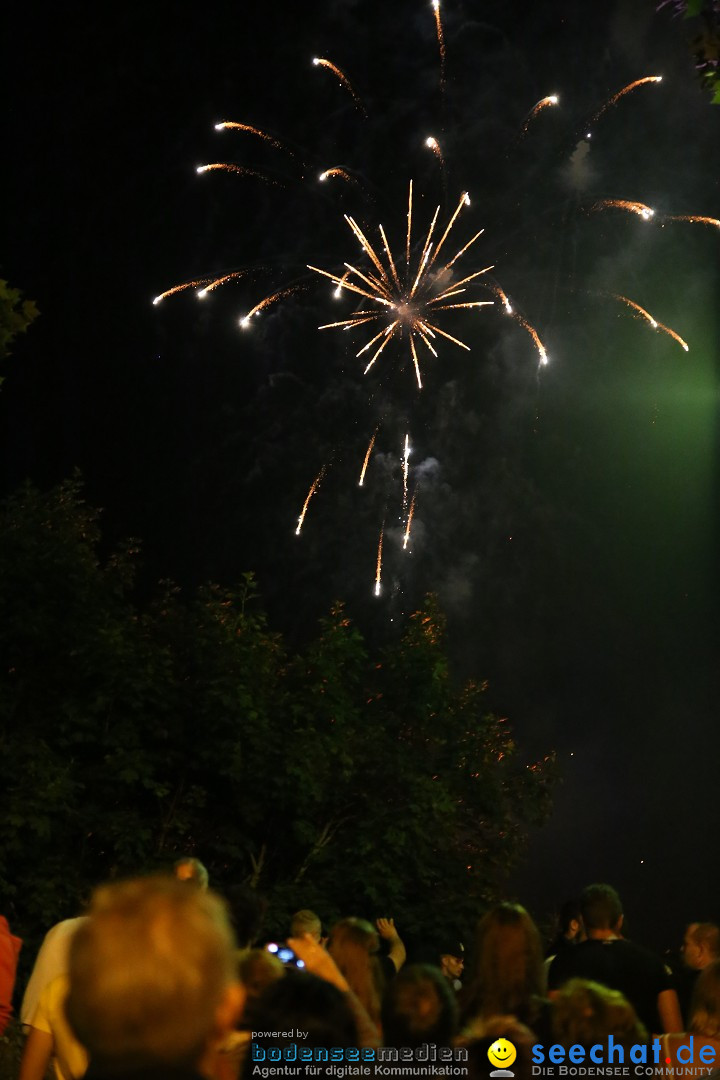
[{"left": 2, "top": 864, "right": 720, "bottom": 1080}]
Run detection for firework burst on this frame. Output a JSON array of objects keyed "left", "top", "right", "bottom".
[
  {"left": 154, "top": 6, "right": 717, "bottom": 597},
  {"left": 309, "top": 185, "right": 493, "bottom": 388}
]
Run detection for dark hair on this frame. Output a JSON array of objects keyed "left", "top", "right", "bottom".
[
  {"left": 241, "top": 972, "right": 358, "bottom": 1078},
  {"left": 580, "top": 884, "right": 622, "bottom": 932},
  {"left": 558, "top": 899, "right": 583, "bottom": 934},
  {"left": 546, "top": 898, "right": 583, "bottom": 956},
  {"left": 381, "top": 963, "right": 458, "bottom": 1048}
]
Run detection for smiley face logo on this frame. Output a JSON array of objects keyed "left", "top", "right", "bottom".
[{"left": 488, "top": 1038, "right": 517, "bottom": 1070}]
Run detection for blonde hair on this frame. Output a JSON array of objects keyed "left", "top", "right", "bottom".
[
  {"left": 67, "top": 875, "right": 236, "bottom": 1069},
  {"left": 174, "top": 856, "right": 209, "bottom": 890}
]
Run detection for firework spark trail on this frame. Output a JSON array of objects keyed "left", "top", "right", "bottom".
[
  {"left": 344, "top": 215, "right": 393, "bottom": 290},
  {"left": 418, "top": 205, "right": 440, "bottom": 272},
  {"left": 379, "top": 225, "right": 402, "bottom": 291},
  {"left": 240, "top": 285, "right": 305, "bottom": 326},
  {"left": 374, "top": 523, "right": 384, "bottom": 596},
  {"left": 409, "top": 336, "right": 423, "bottom": 388},
  {"left": 319, "top": 313, "right": 382, "bottom": 331},
  {"left": 432, "top": 0, "right": 446, "bottom": 93},
  {"left": 655, "top": 320, "right": 690, "bottom": 352},
  {"left": 333, "top": 269, "right": 353, "bottom": 298},
  {"left": 153, "top": 279, "right": 213, "bottom": 303},
  {"left": 610, "top": 294, "right": 660, "bottom": 328},
  {"left": 431, "top": 300, "right": 494, "bottom": 313},
  {"left": 591, "top": 76, "right": 663, "bottom": 122},
  {"left": 295, "top": 468, "right": 326, "bottom": 535},
  {"left": 608, "top": 293, "right": 689, "bottom": 351},
  {"left": 307, "top": 262, "right": 387, "bottom": 305},
  {"left": 426, "top": 191, "right": 471, "bottom": 271},
  {"left": 363, "top": 324, "right": 399, "bottom": 374},
  {"left": 154, "top": 270, "right": 259, "bottom": 303},
  {"left": 432, "top": 267, "right": 495, "bottom": 294},
  {"left": 664, "top": 214, "right": 720, "bottom": 230},
  {"left": 410, "top": 242, "right": 434, "bottom": 299},
  {"left": 356, "top": 326, "right": 395, "bottom": 355},
  {"left": 319, "top": 167, "right": 360, "bottom": 188},
  {"left": 443, "top": 229, "right": 487, "bottom": 271},
  {"left": 402, "top": 434, "right": 410, "bottom": 512},
  {"left": 590, "top": 199, "right": 655, "bottom": 221},
  {"left": 403, "top": 491, "right": 416, "bottom": 550},
  {"left": 521, "top": 94, "right": 559, "bottom": 134},
  {"left": 417, "top": 329, "right": 438, "bottom": 357},
  {"left": 426, "top": 136, "right": 444, "bottom": 167},
  {"left": 196, "top": 163, "right": 281, "bottom": 186},
  {"left": 155, "top": 268, "right": 259, "bottom": 302},
  {"left": 591, "top": 202, "right": 720, "bottom": 232},
  {"left": 487, "top": 284, "right": 513, "bottom": 314},
  {"left": 214, "top": 122, "right": 290, "bottom": 155},
  {"left": 313, "top": 57, "right": 367, "bottom": 116},
  {"left": 359, "top": 430, "right": 377, "bottom": 486},
  {"left": 513, "top": 315, "right": 549, "bottom": 365}
]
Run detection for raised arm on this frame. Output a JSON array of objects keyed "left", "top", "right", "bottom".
[{"left": 375, "top": 917, "right": 406, "bottom": 973}]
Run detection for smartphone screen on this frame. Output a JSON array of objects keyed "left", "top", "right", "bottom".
[{"left": 265, "top": 942, "right": 306, "bottom": 968}]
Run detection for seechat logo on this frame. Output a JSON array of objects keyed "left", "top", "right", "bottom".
[{"left": 489, "top": 1037, "right": 517, "bottom": 1077}]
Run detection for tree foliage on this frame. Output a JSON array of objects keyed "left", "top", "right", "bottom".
[
  {"left": 0, "top": 279, "right": 38, "bottom": 377},
  {"left": 0, "top": 476, "right": 556, "bottom": 958},
  {"left": 658, "top": 0, "right": 720, "bottom": 103}
]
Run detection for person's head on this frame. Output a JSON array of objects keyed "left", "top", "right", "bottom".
[
  {"left": 689, "top": 959, "right": 720, "bottom": 1038},
  {"left": 66, "top": 874, "right": 242, "bottom": 1072},
  {"left": 551, "top": 978, "right": 647, "bottom": 1050},
  {"left": 579, "top": 884, "right": 623, "bottom": 934},
  {"left": 438, "top": 939, "right": 465, "bottom": 982},
  {"left": 557, "top": 899, "right": 585, "bottom": 943},
  {"left": 683, "top": 923, "right": 720, "bottom": 972},
  {"left": 327, "top": 917, "right": 383, "bottom": 1023},
  {"left": 456, "top": 1014, "right": 536, "bottom": 1080},
  {"left": 173, "top": 856, "right": 209, "bottom": 891},
  {"left": 241, "top": 970, "right": 358, "bottom": 1079},
  {"left": 238, "top": 947, "right": 285, "bottom": 1004},
  {"left": 381, "top": 963, "right": 458, "bottom": 1048},
  {"left": 465, "top": 902, "right": 544, "bottom": 1020},
  {"left": 290, "top": 909, "right": 323, "bottom": 942},
  {"left": 327, "top": 916, "right": 379, "bottom": 962}
]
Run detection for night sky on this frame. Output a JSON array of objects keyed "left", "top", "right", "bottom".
[{"left": 2, "top": 1, "right": 719, "bottom": 955}]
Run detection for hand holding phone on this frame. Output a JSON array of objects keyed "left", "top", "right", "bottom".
[{"left": 265, "top": 941, "right": 306, "bottom": 969}]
